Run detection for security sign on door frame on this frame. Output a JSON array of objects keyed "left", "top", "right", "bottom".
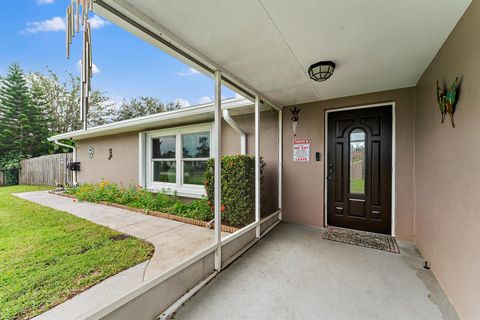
[{"left": 293, "top": 138, "right": 310, "bottom": 162}]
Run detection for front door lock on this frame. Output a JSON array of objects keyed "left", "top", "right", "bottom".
[{"left": 327, "top": 163, "right": 334, "bottom": 182}]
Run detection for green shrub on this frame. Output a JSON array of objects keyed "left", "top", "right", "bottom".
[
  {"left": 68, "top": 181, "right": 213, "bottom": 222},
  {"left": 170, "top": 198, "right": 213, "bottom": 222},
  {"left": 0, "top": 152, "right": 25, "bottom": 186},
  {"left": 204, "top": 155, "right": 265, "bottom": 226},
  {"left": 1, "top": 169, "right": 18, "bottom": 186}
]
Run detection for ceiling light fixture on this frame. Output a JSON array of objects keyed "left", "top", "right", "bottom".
[{"left": 308, "top": 61, "right": 336, "bottom": 82}]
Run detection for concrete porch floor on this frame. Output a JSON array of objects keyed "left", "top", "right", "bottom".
[{"left": 175, "top": 223, "right": 459, "bottom": 320}]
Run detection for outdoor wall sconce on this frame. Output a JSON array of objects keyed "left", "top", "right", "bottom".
[
  {"left": 290, "top": 106, "right": 301, "bottom": 136},
  {"left": 108, "top": 148, "right": 113, "bottom": 160},
  {"left": 308, "top": 61, "right": 336, "bottom": 82}
]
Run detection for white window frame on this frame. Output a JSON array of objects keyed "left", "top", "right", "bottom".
[{"left": 143, "top": 123, "right": 214, "bottom": 198}]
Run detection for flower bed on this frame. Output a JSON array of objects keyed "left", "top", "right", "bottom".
[
  {"left": 65, "top": 155, "right": 265, "bottom": 231},
  {"left": 69, "top": 181, "right": 212, "bottom": 219},
  {"left": 63, "top": 181, "right": 239, "bottom": 233}
]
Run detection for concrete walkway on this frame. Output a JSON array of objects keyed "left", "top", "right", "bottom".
[
  {"left": 14, "top": 191, "right": 219, "bottom": 320},
  {"left": 175, "top": 223, "right": 459, "bottom": 320}
]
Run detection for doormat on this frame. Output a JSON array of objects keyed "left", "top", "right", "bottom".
[{"left": 322, "top": 226, "right": 400, "bottom": 254}]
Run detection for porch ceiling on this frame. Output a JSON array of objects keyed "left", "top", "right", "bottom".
[{"left": 102, "top": 0, "right": 471, "bottom": 106}]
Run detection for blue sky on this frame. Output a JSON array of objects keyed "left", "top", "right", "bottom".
[{"left": 0, "top": 0, "right": 237, "bottom": 107}]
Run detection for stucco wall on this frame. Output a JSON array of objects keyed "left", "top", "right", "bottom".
[
  {"left": 414, "top": 1, "right": 480, "bottom": 319},
  {"left": 281, "top": 88, "right": 415, "bottom": 241},
  {"left": 77, "top": 132, "right": 140, "bottom": 186},
  {"left": 222, "top": 111, "right": 279, "bottom": 215}
]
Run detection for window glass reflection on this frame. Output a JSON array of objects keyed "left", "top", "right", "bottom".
[{"left": 350, "top": 129, "right": 365, "bottom": 194}]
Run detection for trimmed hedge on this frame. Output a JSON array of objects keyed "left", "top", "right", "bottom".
[{"left": 204, "top": 155, "right": 265, "bottom": 226}]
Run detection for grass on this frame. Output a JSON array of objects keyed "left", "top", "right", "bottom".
[
  {"left": 183, "top": 175, "right": 205, "bottom": 185},
  {"left": 0, "top": 185, "right": 154, "bottom": 320},
  {"left": 350, "top": 179, "right": 365, "bottom": 194}
]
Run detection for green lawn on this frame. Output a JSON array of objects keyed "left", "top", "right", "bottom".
[
  {"left": 0, "top": 185, "right": 154, "bottom": 320},
  {"left": 350, "top": 179, "right": 365, "bottom": 194}
]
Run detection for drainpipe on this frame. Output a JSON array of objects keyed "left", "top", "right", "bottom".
[
  {"left": 223, "top": 109, "right": 247, "bottom": 155},
  {"left": 52, "top": 140, "right": 77, "bottom": 186}
]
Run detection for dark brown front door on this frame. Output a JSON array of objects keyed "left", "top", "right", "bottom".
[{"left": 327, "top": 106, "right": 392, "bottom": 234}]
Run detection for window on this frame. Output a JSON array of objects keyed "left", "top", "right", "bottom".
[
  {"left": 182, "top": 132, "right": 210, "bottom": 185},
  {"left": 144, "top": 124, "right": 212, "bottom": 197},
  {"left": 152, "top": 136, "right": 176, "bottom": 183},
  {"left": 349, "top": 129, "right": 366, "bottom": 194}
]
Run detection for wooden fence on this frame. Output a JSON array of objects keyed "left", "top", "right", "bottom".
[
  {"left": 19, "top": 153, "right": 74, "bottom": 186},
  {"left": 0, "top": 170, "right": 4, "bottom": 186}
]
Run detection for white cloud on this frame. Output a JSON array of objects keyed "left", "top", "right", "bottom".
[
  {"left": 24, "top": 16, "right": 65, "bottom": 33},
  {"left": 36, "top": 0, "right": 55, "bottom": 4},
  {"left": 198, "top": 96, "right": 212, "bottom": 104},
  {"left": 76, "top": 60, "right": 101, "bottom": 75},
  {"left": 24, "top": 15, "right": 109, "bottom": 33},
  {"left": 177, "top": 67, "right": 201, "bottom": 77},
  {"left": 175, "top": 98, "right": 191, "bottom": 108},
  {"left": 89, "top": 15, "right": 110, "bottom": 29},
  {"left": 92, "top": 64, "right": 100, "bottom": 74}
]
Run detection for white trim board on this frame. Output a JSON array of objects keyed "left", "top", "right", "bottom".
[{"left": 323, "top": 102, "right": 396, "bottom": 237}]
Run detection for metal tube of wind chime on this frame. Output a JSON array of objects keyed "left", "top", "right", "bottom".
[
  {"left": 82, "top": 0, "right": 85, "bottom": 25},
  {"left": 70, "top": 0, "right": 74, "bottom": 38},
  {"left": 80, "top": 22, "right": 86, "bottom": 123},
  {"left": 76, "top": 0, "right": 79, "bottom": 33},
  {"left": 87, "top": 22, "right": 92, "bottom": 91},
  {"left": 66, "top": 0, "right": 94, "bottom": 130},
  {"left": 66, "top": 7, "right": 69, "bottom": 58}
]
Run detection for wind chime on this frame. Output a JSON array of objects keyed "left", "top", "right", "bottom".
[{"left": 66, "top": 0, "right": 94, "bottom": 130}]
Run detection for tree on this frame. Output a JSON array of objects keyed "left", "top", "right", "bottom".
[
  {"left": 27, "top": 69, "right": 116, "bottom": 133},
  {"left": 114, "top": 97, "right": 180, "bottom": 122},
  {"left": 0, "top": 64, "right": 50, "bottom": 160},
  {"left": 29, "top": 81, "right": 51, "bottom": 155}
]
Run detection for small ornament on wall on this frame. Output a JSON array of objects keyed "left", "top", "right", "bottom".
[
  {"left": 436, "top": 77, "right": 459, "bottom": 128},
  {"left": 88, "top": 145, "right": 94, "bottom": 159},
  {"left": 108, "top": 148, "right": 113, "bottom": 160},
  {"left": 290, "top": 106, "right": 301, "bottom": 136}
]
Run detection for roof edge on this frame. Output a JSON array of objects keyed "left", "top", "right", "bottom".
[{"left": 48, "top": 97, "right": 253, "bottom": 141}]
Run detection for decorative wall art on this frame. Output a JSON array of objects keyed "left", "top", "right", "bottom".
[
  {"left": 436, "top": 77, "right": 459, "bottom": 128},
  {"left": 88, "top": 145, "right": 94, "bottom": 159}
]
